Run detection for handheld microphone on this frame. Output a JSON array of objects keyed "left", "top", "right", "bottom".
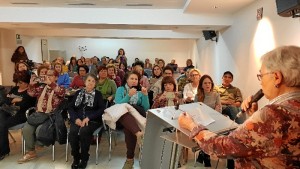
[{"left": 236, "top": 89, "right": 264, "bottom": 118}]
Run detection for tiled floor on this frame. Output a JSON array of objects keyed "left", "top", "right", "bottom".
[{"left": 0, "top": 129, "right": 227, "bottom": 169}]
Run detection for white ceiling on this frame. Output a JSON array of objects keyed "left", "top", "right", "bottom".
[{"left": 0, "top": 0, "right": 256, "bottom": 39}]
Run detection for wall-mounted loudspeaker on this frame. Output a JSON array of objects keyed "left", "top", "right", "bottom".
[
  {"left": 202, "top": 30, "right": 217, "bottom": 42},
  {"left": 276, "top": 0, "right": 300, "bottom": 17}
]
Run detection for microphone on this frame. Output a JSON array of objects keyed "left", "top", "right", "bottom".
[{"left": 236, "top": 89, "right": 264, "bottom": 118}]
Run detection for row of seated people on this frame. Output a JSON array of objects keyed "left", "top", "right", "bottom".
[{"left": 2, "top": 59, "right": 243, "bottom": 169}]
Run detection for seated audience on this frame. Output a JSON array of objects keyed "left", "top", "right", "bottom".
[
  {"left": 215, "top": 71, "right": 243, "bottom": 123},
  {"left": 149, "top": 65, "right": 162, "bottom": 87},
  {"left": 183, "top": 69, "right": 201, "bottom": 103},
  {"left": 68, "top": 56, "right": 78, "bottom": 73},
  {"left": 134, "top": 65, "right": 150, "bottom": 90},
  {"left": 177, "top": 68, "right": 191, "bottom": 94},
  {"left": 150, "top": 66, "right": 176, "bottom": 99},
  {"left": 114, "top": 71, "right": 149, "bottom": 169},
  {"left": 167, "top": 59, "right": 178, "bottom": 72},
  {"left": 152, "top": 76, "right": 180, "bottom": 108},
  {"left": 95, "top": 66, "right": 117, "bottom": 105},
  {"left": 70, "top": 65, "right": 89, "bottom": 89},
  {"left": 54, "top": 62, "right": 71, "bottom": 88},
  {"left": 184, "top": 59, "right": 195, "bottom": 72},
  {"left": 85, "top": 58, "right": 98, "bottom": 76},
  {"left": 158, "top": 59, "right": 165, "bottom": 69},
  {"left": 55, "top": 56, "right": 68, "bottom": 73},
  {"left": 68, "top": 74, "right": 105, "bottom": 169},
  {"left": 0, "top": 71, "right": 36, "bottom": 160},
  {"left": 107, "top": 64, "right": 122, "bottom": 87},
  {"left": 18, "top": 70, "right": 65, "bottom": 163},
  {"left": 144, "top": 58, "right": 152, "bottom": 69}
]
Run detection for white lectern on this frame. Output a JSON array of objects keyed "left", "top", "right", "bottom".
[{"left": 140, "top": 102, "right": 239, "bottom": 169}]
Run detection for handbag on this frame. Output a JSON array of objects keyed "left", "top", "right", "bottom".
[{"left": 27, "top": 112, "right": 50, "bottom": 126}]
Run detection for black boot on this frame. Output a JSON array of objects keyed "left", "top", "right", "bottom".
[
  {"left": 71, "top": 159, "right": 80, "bottom": 169},
  {"left": 197, "top": 151, "right": 204, "bottom": 163},
  {"left": 78, "top": 160, "right": 88, "bottom": 169},
  {"left": 203, "top": 153, "right": 211, "bottom": 167}
]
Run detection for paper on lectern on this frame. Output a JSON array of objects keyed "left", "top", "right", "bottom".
[{"left": 188, "top": 107, "right": 215, "bottom": 126}]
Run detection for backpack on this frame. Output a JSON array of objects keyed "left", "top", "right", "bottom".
[{"left": 36, "top": 116, "right": 55, "bottom": 146}]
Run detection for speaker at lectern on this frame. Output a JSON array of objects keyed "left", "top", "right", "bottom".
[{"left": 140, "top": 102, "right": 239, "bottom": 169}]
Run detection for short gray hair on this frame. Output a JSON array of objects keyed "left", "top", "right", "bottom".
[{"left": 261, "top": 46, "right": 300, "bottom": 87}]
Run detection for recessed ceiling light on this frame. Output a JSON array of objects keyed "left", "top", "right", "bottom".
[{"left": 214, "top": 6, "right": 218, "bottom": 9}]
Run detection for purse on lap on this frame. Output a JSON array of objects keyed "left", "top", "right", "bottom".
[{"left": 27, "top": 112, "right": 50, "bottom": 126}]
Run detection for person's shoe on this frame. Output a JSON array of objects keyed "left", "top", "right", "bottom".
[
  {"left": 71, "top": 160, "right": 80, "bottom": 169},
  {"left": 0, "top": 153, "right": 9, "bottom": 161},
  {"left": 17, "top": 151, "right": 37, "bottom": 164},
  {"left": 122, "top": 159, "right": 134, "bottom": 169},
  {"left": 35, "top": 145, "right": 44, "bottom": 151},
  {"left": 78, "top": 160, "right": 88, "bottom": 169}
]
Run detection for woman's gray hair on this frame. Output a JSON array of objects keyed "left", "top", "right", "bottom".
[{"left": 261, "top": 46, "right": 300, "bottom": 87}]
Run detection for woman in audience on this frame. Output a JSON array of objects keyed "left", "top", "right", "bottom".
[
  {"left": 30, "top": 65, "right": 49, "bottom": 86},
  {"left": 68, "top": 74, "right": 105, "bottom": 169},
  {"left": 183, "top": 68, "right": 201, "bottom": 103},
  {"left": 114, "top": 71, "right": 150, "bottom": 169},
  {"left": 178, "top": 46, "right": 300, "bottom": 168},
  {"left": 152, "top": 76, "right": 180, "bottom": 108},
  {"left": 70, "top": 65, "right": 89, "bottom": 89},
  {"left": 177, "top": 68, "right": 191, "bottom": 93},
  {"left": 194, "top": 74, "right": 221, "bottom": 167},
  {"left": 0, "top": 71, "right": 36, "bottom": 160},
  {"left": 158, "top": 59, "right": 165, "bottom": 69},
  {"left": 11, "top": 46, "right": 28, "bottom": 64},
  {"left": 116, "top": 48, "right": 127, "bottom": 63},
  {"left": 77, "top": 59, "right": 84, "bottom": 66},
  {"left": 68, "top": 57, "right": 78, "bottom": 73},
  {"left": 184, "top": 59, "right": 195, "bottom": 72},
  {"left": 54, "top": 62, "right": 70, "bottom": 88},
  {"left": 107, "top": 64, "right": 122, "bottom": 87},
  {"left": 95, "top": 66, "right": 117, "bottom": 106},
  {"left": 134, "top": 65, "right": 150, "bottom": 90},
  {"left": 15, "top": 62, "right": 30, "bottom": 72},
  {"left": 144, "top": 58, "right": 152, "bottom": 69},
  {"left": 118, "top": 61, "right": 127, "bottom": 80},
  {"left": 18, "top": 70, "right": 65, "bottom": 163},
  {"left": 149, "top": 65, "right": 162, "bottom": 87}
]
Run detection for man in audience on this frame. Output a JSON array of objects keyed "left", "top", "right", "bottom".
[
  {"left": 215, "top": 71, "right": 243, "bottom": 123},
  {"left": 85, "top": 58, "right": 98, "bottom": 76}
]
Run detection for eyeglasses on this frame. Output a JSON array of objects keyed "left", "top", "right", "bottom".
[
  {"left": 257, "top": 72, "right": 274, "bottom": 81},
  {"left": 190, "top": 74, "right": 199, "bottom": 77}
]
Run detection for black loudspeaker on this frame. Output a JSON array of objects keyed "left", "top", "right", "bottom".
[
  {"left": 276, "top": 0, "right": 300, "bottom": 17},
  {"left": 202, "top": 30, "right": 217, "bottom": 40}
]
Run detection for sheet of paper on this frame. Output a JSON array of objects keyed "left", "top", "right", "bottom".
[{"left": 187, "top": 107, "right": 215, "bottom": 126}]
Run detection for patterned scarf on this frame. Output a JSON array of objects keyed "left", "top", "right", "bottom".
[
  {"left": 125, "top": 84, "right": 139, "bottom": 105},
  {"left": 75, "top": 88, "right": 96, "bottom": 107},
  {"left": 37, "top": 85, "right": 54, "bottom": 113}
]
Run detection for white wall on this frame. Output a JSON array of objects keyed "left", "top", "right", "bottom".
[
  {"left": 196, "top": 0, "right": 300, "bottom": 106},
  {"left": 24, "top": 37, "right": 196, "bottom": 67},
  {"left": 0, "top": 28, "right": 17, "bottom": 86}
]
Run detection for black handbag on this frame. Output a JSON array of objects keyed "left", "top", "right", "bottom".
[{"left": 27, "top": 112, "right": 50, "bottom": 126}]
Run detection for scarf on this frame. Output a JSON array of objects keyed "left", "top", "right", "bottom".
[
  {"left": 37, "top": 85, "right": 55, "bottom": 113},
  {"left": 165, "top": 92, "right": 176, "bottom": 106},
  {"left": 125, "top": 84, "right": 139, "bottom": 105},
  {"left": 75, "top": 88, "right": 96, "bottom": 107}
]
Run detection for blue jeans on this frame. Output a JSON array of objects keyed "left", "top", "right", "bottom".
[{"left": 222, "top": 105, "right": 245, "bottom": 124}]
